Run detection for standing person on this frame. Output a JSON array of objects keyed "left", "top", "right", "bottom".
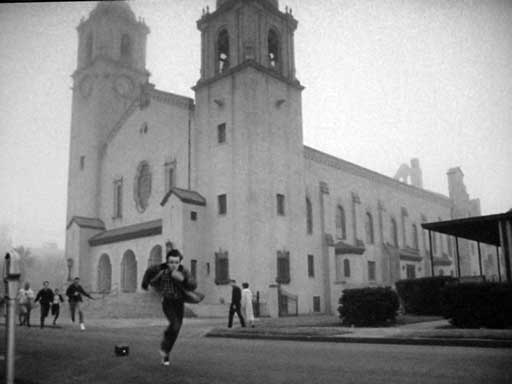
[
  {"left": 51, "top": 288, "right": 64, "bottom": 326},
  {"left": 141, "top": 249, "right": 196, "bottom": 366},
  {"left": 227, "top": 279, "right": 246, "bottom": 328},
  {"left": 65, "top": 277, "right": 94, "bottom": 331},
  {"left": 241, "top": 282, "right": 255, "bottom": 328},
  {"left": 34, "top": 281, "right": 54, "bottom": 328},
  {"left": 17, "top": 282, "right": 35, "bottom": 327}
]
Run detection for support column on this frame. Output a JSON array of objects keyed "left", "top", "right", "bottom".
[
  {"left": 319, "top": 181, "right": 331, "bottom": 314},
  {"left": 499, "top": 220, "right": 512, "bottom": 283}
]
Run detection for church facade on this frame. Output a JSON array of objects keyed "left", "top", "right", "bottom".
[{"left": 65, "top": 0, "right": 489, "bottom": 316}]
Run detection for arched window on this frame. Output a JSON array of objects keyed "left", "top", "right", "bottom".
[
  {"left": 365, "top": 212, "right": 374, "bottom": 244},
  {"left": 336, "top": 205, "right": 346, "bottom": 239},
  {"left": 343, "top": 259, "right": 351, "bottom": 278},
  {"left": 412, "top": 224, "right": 419, "bottom": 250},
  {"left": 306, "top": 197, "right": 313, "bottom": 234},
  {"left": 121, "top": 250, "right": 137, "bottom": 293},
  {"left": 216, "top": 29, "right": 230, "bottom": 73},
  {"left": 268, "top": 29, "right": 280, "bottom": 70},
  {"left": 85, "top": 33, "right": 93, "bottom": 64},
  {"left": 148, "top": 245, "right": 162, "bottom": 267},
  {"left": 120, "top": 34, "right": 132, "bottom": 59},
  {"left": 97, "top": 254, "right": 112, "bottom": 293},
  {"left": 390, "top": 218, "right": 398, "bottom": 247}
]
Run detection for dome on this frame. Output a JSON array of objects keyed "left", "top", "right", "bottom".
[
  {"left": 90, "top": 1, "right": 136, "bottom": 21},
  {"left": 216, "top": 0, "right": 278, "bottom": 10}
]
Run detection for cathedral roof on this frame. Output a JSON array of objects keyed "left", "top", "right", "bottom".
[
  {"left": 161, "top": 188, "right": 207, "bottom": 207},
  {"left": 89, "top": 219, "right": 162, "bottom": 246}
]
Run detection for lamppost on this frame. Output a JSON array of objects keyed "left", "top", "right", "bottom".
[{"left": 3, "top": 250, "right": 21, "bottom": 384}]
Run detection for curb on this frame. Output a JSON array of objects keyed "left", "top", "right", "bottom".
[{"left": 205, "top": 332, "right": 512, "bottom": 349}]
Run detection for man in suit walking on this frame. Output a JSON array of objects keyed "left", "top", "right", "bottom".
[{"left": 228, "top": 279, "right": 246, "bottom": 328}]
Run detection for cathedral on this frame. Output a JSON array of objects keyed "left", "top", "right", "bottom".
[{"left": 65, "top": 0, "right": 488, "bottom": 317}]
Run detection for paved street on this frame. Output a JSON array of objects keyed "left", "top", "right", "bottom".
[{"left": 4, "top": 319, "right": 512, "bottom": 384}]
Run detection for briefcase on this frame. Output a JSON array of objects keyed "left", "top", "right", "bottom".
[{"left": 115, "top": 344, "right": 129, "bottom": 356}]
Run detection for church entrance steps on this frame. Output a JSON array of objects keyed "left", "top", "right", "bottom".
[{"left": 81, "top": 291, "right": 230, "bottom": 319}]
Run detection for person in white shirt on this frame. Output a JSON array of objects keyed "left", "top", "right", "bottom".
[
  {"left": 241, "top": 282, "right": 255, "bottom": 328},
  {"left": 17, "top": 282, "right": 35, "bottom": 327}
]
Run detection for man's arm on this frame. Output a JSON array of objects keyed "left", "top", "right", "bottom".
[
  {"left": 35, "top": 290, "right": 41, "bottom": 302},
  {"left": 79, "top": 286, "right": 93, "bottom": 299},
  {"left": 177, "top": 267, "right": 197, "bottom": 291}
]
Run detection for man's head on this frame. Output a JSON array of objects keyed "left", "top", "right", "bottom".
[
  {"left": 43, "top": 281, "right": 49, "bottom": 288},
  {"left": 166, "top": 249, "right": 183, "bottom": 271},
  {"left": 24, "top": 282, "right": 30, "bottom": 290},
  {"left": 242, "top": 282, "right": 249, "bottom": 289},
  {"left": 73, "top": 277, "right": 80, "bottom": 286},
  {"left": 229, "top": 279, "right": 236, "bottom": 286},
  {"left": 165, "top": 240, "right": 174, "bottom": 253},
  {"left": 54, "top": 288, "right": 60, "bottom": 294}
]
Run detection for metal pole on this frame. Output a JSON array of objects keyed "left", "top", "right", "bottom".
[
  {"left": 496, "top": 246, "right": 501, "bottom": 283},
  {"left": 5, "top": 292, "right": 16, "bottom": 384},
  {"left": 428, "top": 230, "right": 434, "bottom": 276},
  {"left": 477, "top": 242, "right": 483, "bottom": 278},
  {"left": 455, "top": 237, "right": 461, "bottom": 278}
]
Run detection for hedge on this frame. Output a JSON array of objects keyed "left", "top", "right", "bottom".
[
  {"left": 395, "top": 276, "right": 458, "bottom": 315},
  {"left": 338, "top": 287, "right": 399, "bottom": 326},
  {"left": 441, "top": 282, "right": 512, "bottom": 328}
]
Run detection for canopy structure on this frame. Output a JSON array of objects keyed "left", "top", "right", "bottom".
[
  {"left": 422, "top": 211, "right": 512, "bottom": 246},
  {"left": 421, "top": 211, "right": 512, "bottom": 282}
]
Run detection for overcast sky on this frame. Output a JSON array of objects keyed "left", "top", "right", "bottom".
[{"left": 1, "top": 0, "right": 511, "bottom": 249}]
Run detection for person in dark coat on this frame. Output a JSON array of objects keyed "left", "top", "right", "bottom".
[
  {"left": 35, "top": 281, "right": 54, "bottom": 328},
  {"left": 228, "top": 279, "right": 246, "bottom": 328},
  {"left": 66, "top": 277, "right": 94, "bottom": 331},
  {"left": 141, "top": 249, "right": 197, "bottom": 366}
]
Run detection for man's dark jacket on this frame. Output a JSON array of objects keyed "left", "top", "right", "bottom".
[
  {"left": 141, "top": 263, "right": 196, "bottom": 300},
  {"left": 35, "top": 288, "right": 54, "bottom": 305},
  {"left": 231, "top": 285, "right": 242, "bottom": 305}
]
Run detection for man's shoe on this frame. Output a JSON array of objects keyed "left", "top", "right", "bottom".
[
  {"left": 80, "top": 323, "right": 86, "bottom": 331},
  {"left": 159, "top": 350, "right": 170, "bottom": 366}
]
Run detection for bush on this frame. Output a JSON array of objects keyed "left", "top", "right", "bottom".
[
  {"left": 441, "top": 282, "right": 512, "bottom": 329},
  {"left": 395, "top": 276, "right": 458, "bottom": 315},
  {"left": 338, "top": 287, "right": 399, "bottom": 326}
]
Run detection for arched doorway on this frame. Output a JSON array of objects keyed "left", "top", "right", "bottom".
[
  {"left": 97, "top": 253, "right": 112, "bottom": 293},
  {"left": 121, "top": 250, "right": 137, "bottom": 293},
  {"left": 148, "top": 245, "right": 162, "bottom": 267}
]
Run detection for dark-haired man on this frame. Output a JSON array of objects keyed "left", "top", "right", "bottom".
[
  {"left": 35, "top": 281, "right": 54, "bottom": 328},
  {"left": 142, "top": 249, "right": 196, "bottom": 366},
  {"left": 228, "top": 279, "right": 246, "bottom": 328},
  {"left": 66, "top": 277, "right": 94, "bottom": 331}
]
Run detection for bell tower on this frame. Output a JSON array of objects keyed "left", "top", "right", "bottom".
[
  {"left": 65, "top": 1, "right": 149, "bottom": 285},
  {"left": 192, "top": 0, "right": 307, "bottom": 311}
]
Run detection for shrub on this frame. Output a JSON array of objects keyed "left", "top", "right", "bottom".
[
  {"left": 338, "top": 287, "right": 399, "bottom": 326},
  {"left": 441, "top": 282, "right": 512, "bottom": 329},
  {"left": 395, "top": 276, "right": 458, "bottom": 315}
]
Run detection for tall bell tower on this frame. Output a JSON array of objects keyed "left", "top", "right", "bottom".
[
  {"left": 65, "top": 1, "right": 149, "bottom": 284},
  {"left": 193, "top": 0, "right": 307, "bottom": 309}
]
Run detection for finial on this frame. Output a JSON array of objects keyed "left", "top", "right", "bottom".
[{"left": 206, "top": 5, "right": 210, "bottom": 13}]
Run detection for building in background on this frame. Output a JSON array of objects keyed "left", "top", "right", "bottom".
[{"left": 65, "top": 0, "right": 492, "bottom": 316}]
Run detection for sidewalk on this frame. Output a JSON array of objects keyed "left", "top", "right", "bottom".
[{"left": 205, "top": 315, "right": 512, "bottom": 348}]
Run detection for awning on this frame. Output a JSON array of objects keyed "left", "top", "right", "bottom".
[
  {"left": 421, "top": 211, "right": 512, "bottom": 246},
  {"left": 333, "top": 240, "right": 365, "bottom": 255},
  {"left": 160, "top": 187, "right": 206, "bottom": 207}
]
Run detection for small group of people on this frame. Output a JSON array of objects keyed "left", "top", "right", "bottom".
[
  {"left": 16, "top": 277, "right": 93, "bottom": 330},
  {"left": 228, "top": 280, "right": 255, "bottom": 328}
]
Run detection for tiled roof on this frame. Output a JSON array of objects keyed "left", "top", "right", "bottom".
[
  {"left": 89, "top": 219, "right": 162, "bottom": 246},
  {"left": 160, "top": 187, "right": 207, "bottom": 207},
  {"left": 67, "top": 216, "right": 105, "bottom": 230}
]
